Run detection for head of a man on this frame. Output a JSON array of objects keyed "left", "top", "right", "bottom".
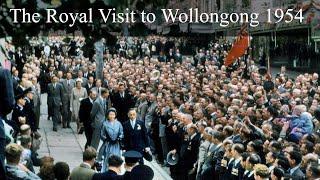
[
  {"left": 5, "top": 143, "right": 23, "bottom": 165},
  {"left": 89, "top": 90, "right": 97, "bottom": 101},
  {"left": 101, "top": 88, "right": 109, "bottom": 98},
  {"left": 108, "top": 155, "right": 124, "bottom": 174},
  {"left": 118, "top": 83, "right": 125, "bottom": 93},
  {"left": 83, "top": 147, "right": 97, "bottom": 167},
  {"left": 253, "top": 164, "right": 270, "bottom": 180},
  {"left": 286, "top": 150, "right": 302, "bottom": 168},
  {"left": 128, "top": 109, "right": 137, "bottom": 120}
]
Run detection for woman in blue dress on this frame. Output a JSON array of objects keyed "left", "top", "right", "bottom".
[{"left": 98, "top": 108, "right": 124, "bottom": 172}]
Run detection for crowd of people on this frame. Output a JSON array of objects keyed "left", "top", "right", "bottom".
[{"left": 1, "top": 33, "right": 320, "bottom": 180}]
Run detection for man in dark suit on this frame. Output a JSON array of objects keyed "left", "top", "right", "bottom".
[
  {"left": 287, "top": 150, "right": 305, "bottom": 180},
  {"left": 23, "top": 88, "right": 37, "bottom": 132},
  {"left": 84, "top": 76, "right": 95, "bottom": 93},
  {"left": 178, "top": 124, "right": 200, "bottom": 180},
  {"left": 92, "top": 155, "right": 123, "bottom": 180},
  {"left": 47, "top": 75, "right": 64, "bottom": 131},
  {"left": 0, "top": 67, "right": 15, "bottom": 180},
  {"left": 12, "top": 69, "right": 20, "bottom": 90},
  {"left": 121, "top": 150, "right": 142, "bottom": 179},
  {"left": 229, "top": 143, "right": 245, "bottom": 180},
  {"left": 15, "top": 79, "right": 25, "bottom": 96},
  {"left": 200, "top": 130, "right": 225, "bottom": 180},
  {"left": 123, "top": 109, "right": 150, "bottom": 157},
  {"left": 111, "top": 83, "right": 134, "bottom": 124},
  {"left": 14, "top": 47, "right": 26, "bottom": 76},
  {"left": 11, "top": 94, "right": 27, "bottom": 134},
  {"left": 79, "top": 90, "right": 97, "bottom": 149},
  {"left": 243, "top": 154, "right": 261, "bottom": 180}
]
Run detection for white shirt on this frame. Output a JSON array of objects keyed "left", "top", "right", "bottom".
[
  {"left": 130, "top": 119, "right": 136, "bottom": 129},
  {"left": 190, "top": 133, "right": 197, "bottom": 140},
  {"left": 89, "top": 97, "right": 94, "bottom": 104}
]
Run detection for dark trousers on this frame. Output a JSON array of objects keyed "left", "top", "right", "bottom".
[
  {"left": 84, "top": 125, "right": 93, "bottom": 149},
  {"left": 34, "top": 105, "right": 40, "bottom": 129},
  {"left": 62, "top": 102, "right": 71, "bottom": 127},
  {"left": 52, "top": 105, "right": 61, "bottom": 128}
]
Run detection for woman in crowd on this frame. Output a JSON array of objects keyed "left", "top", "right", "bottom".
[
  {"left": 98, "top": 108, "right": 124, "bottom": 172},
  {"left": 70, "top": 78, "right": 87, "bottom": 132}
]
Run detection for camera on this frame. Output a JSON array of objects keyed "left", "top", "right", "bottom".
[{"left": 94, "top": 161, "right": 103, "bottom": 172}]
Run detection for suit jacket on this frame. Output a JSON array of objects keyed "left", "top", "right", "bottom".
[
  {"left": 91, "top": 87, "right": 102, "bottom": 97},
  {"left": 180, "top": 133, "right": 201, "bottom": 172},
  {"left": 79, "top": 98, "right": 94, "bottom": 127},
  {"left": 197, "top": 140, "right": 211, "bottom": 176},
  {"left": 84, "top": 83, "right": 94, "bottom": 94},
  {"left": 144, "top": 101, "right": 157, "bottom": 131},
  {"left": 243, "top": 171, "right": 255, "bottom": 180},
  {"left": 123, "top": 119, "right": 150, "bottom": 152},
  {"left": 111, "top": 92, "right": 135, "bottom": 123},
  {"left": 47, "top": 83, "right": 63, "bottom": 107},
  {"left": 15, "top": 85, "right": 24, "bottom": 96},
  {"left": 90, "top": 97, "right": 107, "bottom": 128},
  {"left": 70, "top": 163, "right": 95, "bottom": 180},
  {"left": 290, "top": 167, "right": 305, "bottom": 180},
  {"left": 23, "top": 98, "right": 36, "bottom": 131},
  {"left": 31, "top": 84, "right": 41, "bottom": 108},
  {"left": 230, "top": 159, "right": 244, "bottom": 180},
  {"left": 11, "top": 105, "right": 26, "bottom": 132},
  {"left": 92, "top": 169, "right": 120, "bottom": 180},
  {"left": 120, "top": 171, "right": 131, "bottom": 180},
  {"left": 136, "top": 100, "right": 148, "bottom": 122},
  {"left": 0, "top": 68, "right": 14, "bottom": 117},
  {"left": 12, "top": 76, "right": 19, "bottom": 90},
  {"left": 61, "top": 79, "right": 75, "bottom": 104}
]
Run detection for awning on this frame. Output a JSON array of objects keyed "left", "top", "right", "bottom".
[
  {"left": 190, "top": 23, "right": 214, "bottom": 34},
  {"left": 179, "top": 23, "right": 189, "bottom": 32},
  {"left": 162, "top": 26, "right": 171, "bottom": 34},
  {"left": 157, "top": 26, "right": 163, "bottom": 33}
]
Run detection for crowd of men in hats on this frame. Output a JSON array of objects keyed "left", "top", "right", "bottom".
[{"left": 1, "top": 33, "right": 320, "bottom": 180}]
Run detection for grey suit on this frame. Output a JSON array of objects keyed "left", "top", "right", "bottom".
[
  {"left": 70, "top": 163, "right": 95, "bottom": 180},
  {"left": 290, "top": 167, "right": 305, "bottom": 180},
  {"left": 61, "top": 79, "right": 75, "bottom": 126},
  {"left": 90, "top": 97, "right": 107, "bottom": 150},
  {"left": 196, "top": 140, "right": 211, "bottom": 179},
  {"left": 145, "top": 101, "right": 157, "bottom": 132},
  {"left": 32, "top": 84, "right": 41, "bottom": 129},
  {"left": 47, "top": 83, "right": 63, "bottom": 129},
  {"left": 136, "top": 100, "right": 148, "bottom": 122},
  {"left": 91, "top": 87, "right": 102, "bottom": 97}
]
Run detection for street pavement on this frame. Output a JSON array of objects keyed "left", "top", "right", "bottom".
[{"left": 37, "top": 94, "right": 172, "bottom": 180}]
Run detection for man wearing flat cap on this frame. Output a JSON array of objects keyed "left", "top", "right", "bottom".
[{"left": 121, "top": 150, "right": 142, "bottom": 179}]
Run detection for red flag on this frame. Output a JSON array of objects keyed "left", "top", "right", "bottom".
[{"left": 224, "top": 25, "right": 250, "bottom": 66}]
